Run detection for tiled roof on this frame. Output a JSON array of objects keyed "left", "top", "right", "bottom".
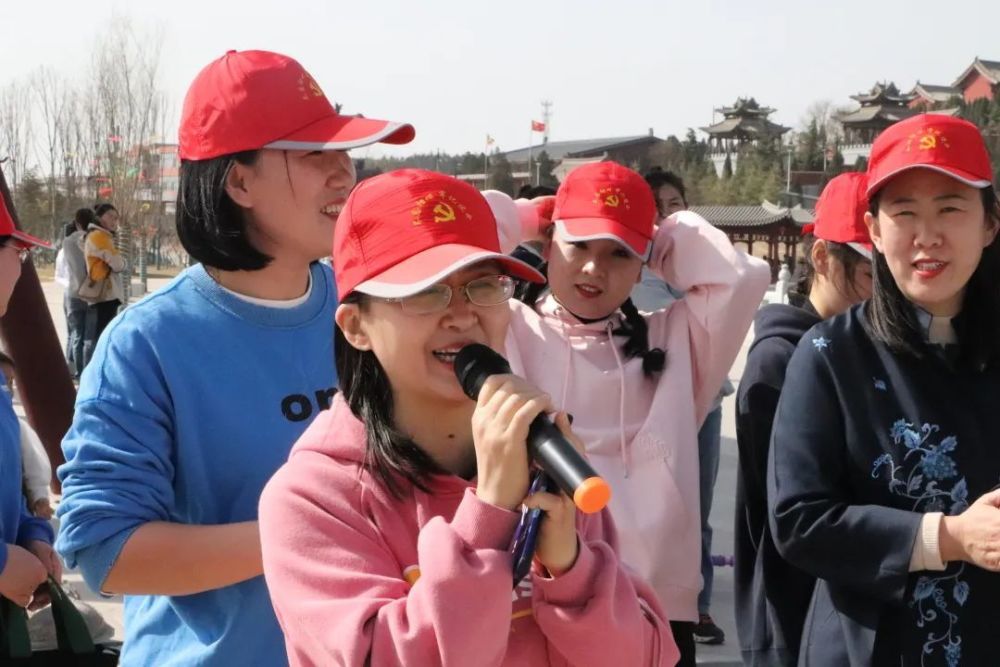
[
  {"left": 690, "top": 203, "right": 812, "bottom": 228},
  {"left": 501, "top": 136, "right": 655, "bottom": 163},
  {"left": 850, "top": 82, "right": 914, "bottom": 106},
  {"left": 911, "top": 83, "right": 962, "bottom": 101},
  {"left": 952, "top": 57, "right": 1000, "bottom": 87},
  {"left": 839, "top": 105, "right": 920, "bottom": 125}
]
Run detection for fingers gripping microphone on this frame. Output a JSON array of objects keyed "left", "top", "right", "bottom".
[{"left": 454, "top": 344, "right": 611, "bottom": 514}]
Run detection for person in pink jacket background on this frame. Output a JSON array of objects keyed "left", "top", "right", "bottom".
[
  {"left": 503, "top": 162, "right": 770, "bottom": 665},
  {"left": 258, "top": 168, "right": 678, "bottom": 667}
]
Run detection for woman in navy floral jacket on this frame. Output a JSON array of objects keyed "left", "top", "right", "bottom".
[{"left": 768, "top": 114, "right": 1000, "bottom": 667}]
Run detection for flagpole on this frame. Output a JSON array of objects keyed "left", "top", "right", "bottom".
[{"left": 527, "top": 127, "right": 533, "bottom": 189}]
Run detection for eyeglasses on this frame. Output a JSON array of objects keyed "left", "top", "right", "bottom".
[
  {"left": 379, "top": 274, "right": 516, "bottom": 315},
  {"left": 3, "top": 244, "right": 29, "bottom": 264}
]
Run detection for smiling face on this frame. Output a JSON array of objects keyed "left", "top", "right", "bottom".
[
  {"left": 865, "top": 169, "right": 998, "bottom": 317},
  {"left": 229, "top": 148, "right": 356, "bottom": 264},
  {"left": 336, "top": 262, "right": 511, "bottom": 405},
  {"left": 545, "top": 232, "right": 643, "bottom": 320}
]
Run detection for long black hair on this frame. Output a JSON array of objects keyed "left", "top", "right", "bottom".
[
  {"left": 865, "top": 186, "right": 1000, "bottom": 371},
  {"left": 787, "top": 233, "right": 870, "bottom": 308},
  {"left": 517, "top": 263, "right": 666, "bottom": 378},
  {"left": 335, "top": 293, "right": 445, "bottom": 498}
]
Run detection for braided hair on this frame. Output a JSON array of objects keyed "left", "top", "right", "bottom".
[
  {"left": 614, "top": 297, "right": 667, "bottom": 377},
  {"left": 516, "top": 264, "right": 666, "bottom": 378}
]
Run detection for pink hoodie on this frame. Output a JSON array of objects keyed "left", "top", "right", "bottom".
[
  {"left": 505, "top": 210, "right": 770, "bottom": 621},
  {"left": 259, "top": 394, "right": 679, "bottom": 667}
]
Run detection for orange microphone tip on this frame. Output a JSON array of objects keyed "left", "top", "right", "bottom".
[{"left": 573, "top": 477, "right": 611, "bottom": 514}]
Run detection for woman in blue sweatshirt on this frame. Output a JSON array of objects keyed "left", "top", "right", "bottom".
[
  {"left": 55, "top": 50, "right": 413, "bottom": 667},
  {"left": 768, "top": 115, "right": 1000, "bottom": 666},
  {"left": 735, "top": 172, "right": 873, "bottom": 666},
  {"left": 0, "top": 192, "right": 58, "bottom": 611}
]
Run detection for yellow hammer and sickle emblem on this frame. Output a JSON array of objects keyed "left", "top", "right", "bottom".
[
  {"left": 301, "top": 75, "right": 324, "bottom": 98},
  {"left": 919, "top": 133, "right": 937, "bottom": 150},
  {"left": 433, "top": 203, "right": 456, "bottom": 223},
  {"left": 604, "top": 194, "right": 620, "bottom": 208}
]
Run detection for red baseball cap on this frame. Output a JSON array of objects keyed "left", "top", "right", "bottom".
[
  {"left": 866, "top": 114, "right": 993, "bottom": 196},
  {"left": 0, "top": 194, "right": 51, "bottom": 249},
  {"left": 803, "top": 172, "right": 873, "bottom": 259},
  {"left": 178, "top": 50, "right": 415, "bottom": 161},
  {"left": 334, "top": 170, "right": 545, "bottom": 299},
  {"left": 552, "top": 162, "right": 657, "bottom": 260}
]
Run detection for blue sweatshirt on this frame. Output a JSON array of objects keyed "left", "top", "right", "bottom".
[
  {"left": 0, "top": 373, "right": 54, "bottom": 574},
  {"left": 56, "top": 262, "right": 337, "bottom": 667}
]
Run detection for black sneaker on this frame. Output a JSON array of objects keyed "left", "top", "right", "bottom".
[{"left": 693, "top": 613, "right": 725, "bottom": 645}]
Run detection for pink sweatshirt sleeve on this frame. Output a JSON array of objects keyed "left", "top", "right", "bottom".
[
  {"left": 531, "top": 510, "right": 679, "bottom": 666},
  {"left": 259, "top": 462, "right": 520, "bottom": 667},
  {"left": 647, "top": 210, "right": 771, "bottom": 423}
]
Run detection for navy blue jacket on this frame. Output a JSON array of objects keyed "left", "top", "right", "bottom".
[
  {"left": 735, "top": 301, "right": 821, "bottom": 666},
  {"left": 768, "top": 304, "right": 1000, "bottom": 666}
]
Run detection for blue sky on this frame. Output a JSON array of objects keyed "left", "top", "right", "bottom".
[{"left": 2, "top": 0, "right": 997, "bottom": 158}]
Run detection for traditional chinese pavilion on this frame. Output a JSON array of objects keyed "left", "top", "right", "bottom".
[
  {"left": 690, "top": 201, "right": 812, "bottom": 280},
  {"left": 951, "top": 57, "right": 1000, "bottom": 103},
  {"left": 907, "top": 82, "right": 962, "bottom": 110},
  {"left": 838, "top": 82, "right": 921, "bottom": 145},
  {"left": 700, "top": 98, "right": 790, "bottom": 154}
]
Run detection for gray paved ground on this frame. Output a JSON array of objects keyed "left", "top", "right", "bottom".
[{"left": 36, "top": 275, "right": 769, "bottom": 666}]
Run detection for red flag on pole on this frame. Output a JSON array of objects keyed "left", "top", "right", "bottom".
[{"left": 531, "top": 120, "right": 546, "bottom": 132}]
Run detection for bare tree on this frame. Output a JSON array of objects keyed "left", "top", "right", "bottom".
[
  {"left": 31, "top": 67, "right": 70, "bottom": 241},
  {"left": 0, "top": 79, "right": 36, "bottom": 194},
  {"left": 87, "top": 14, "right": 165, "bottom": 299},
  {"left": 58, "top": 89, "right": 99, "bottom": 214},
  {"left": 800, "top": 100, "right": 846, "bottom": 145}
]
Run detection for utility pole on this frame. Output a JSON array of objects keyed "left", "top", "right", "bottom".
[
  {"left": 785, "top": 146, "right": 793, "bottom": 203},
  {"left": 541, "top": 100, "right": 552, "bottom": 146}
]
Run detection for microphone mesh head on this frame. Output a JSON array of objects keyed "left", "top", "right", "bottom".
[{"left": 453, "top": 344, "right": 511, "bottom": 400}]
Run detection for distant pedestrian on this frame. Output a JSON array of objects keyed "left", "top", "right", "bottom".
[
  {"left": 80, "top": 203, "right": 125, "bottom": 367},
  {"left": 62, "top": 209, "right": 94, "bottom": 378}
]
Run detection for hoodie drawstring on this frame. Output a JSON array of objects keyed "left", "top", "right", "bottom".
[
  {"left": 558, "top": 318, "right": 574, "bottom": 410},
  {"left": 606, "top": 321, "right": 630, "bottom": 478}
]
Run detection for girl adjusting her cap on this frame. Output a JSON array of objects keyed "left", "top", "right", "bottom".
[
  {"left": 55, "top": 50, "right": 413, "bottom": 667},
  {"left": 768, "top": 114, "right": 1000, "bottom": 666},
  {"left": 734, "top": 172, "right": 873, "bottom": 665},
  {"left": 502, "top": 161, "right": 771, "bottom": 665},
  {"left": 258, "top": 169, "right": 678, "bottom": 666}
]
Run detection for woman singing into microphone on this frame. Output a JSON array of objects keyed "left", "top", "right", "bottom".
[{"left": 258, "top": 169, "right": 677, "bottom": 666}]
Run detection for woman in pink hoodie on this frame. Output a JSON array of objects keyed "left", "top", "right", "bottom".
[
  {"left": 503, "top": 162, "right": 770, "bottom": 665},
  {"left": 258, "top": 168, "right": 678, "bottom": 667}
]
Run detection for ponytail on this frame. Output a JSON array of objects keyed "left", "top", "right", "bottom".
[{"left": 615, "top": 298, "right": 666, "bottom": 378}]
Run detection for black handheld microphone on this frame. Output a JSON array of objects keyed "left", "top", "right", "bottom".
[{"left": 454, "top": 344, "right": 611, "bottom": 514}]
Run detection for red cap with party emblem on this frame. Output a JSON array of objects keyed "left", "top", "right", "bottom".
[
  {"left": 803, "top": 172, "right": 873, "bottom": 259},
  {"left": 178, "top": 50, "right": 415, "bottom": 161},
  {"left": 866, "top": 114, "right": 993, "bottom": 197},
  {"left": 552, "top": 161, "right": 657, "bottom": 260},
  {"left": 0, "top": 193, "right": 51, "bottom": 249},
  {"left": 333, "top": 169, "right": 545, "bottom": 299}
]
